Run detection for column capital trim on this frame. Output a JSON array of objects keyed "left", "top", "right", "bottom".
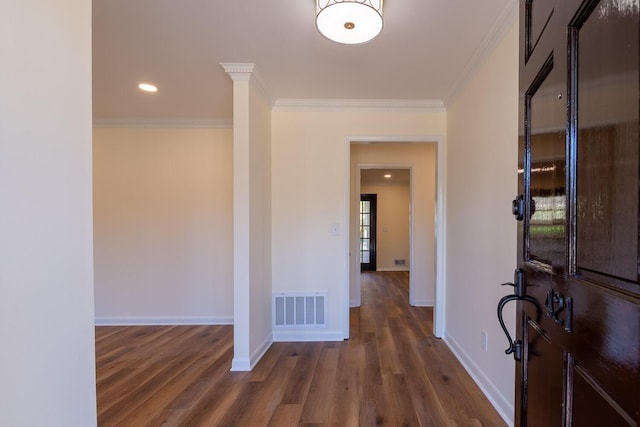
[{"left": 221, "top": 62, "right": 256, "bottom": 80}]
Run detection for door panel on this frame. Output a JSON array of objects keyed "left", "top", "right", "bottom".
[
  {"left": 565, "top": 280, "right": 640, "bottom": 423},
  {"left": 522, "top": 319, "right": 564, "bottom": 426},
  {"left": 510, "top": 0, "right": 640, "bottom": 425},
  {"left": 571, "top": 360, "right": 636, "bottom": 426}
]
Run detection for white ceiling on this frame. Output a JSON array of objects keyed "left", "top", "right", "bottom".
[{"left": 92, "top": 0, "right": 516, "bottom": 123}]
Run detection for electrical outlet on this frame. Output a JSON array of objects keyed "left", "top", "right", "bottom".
[{"left": 481, "top": 330, "right": 488, "bottom": 352}]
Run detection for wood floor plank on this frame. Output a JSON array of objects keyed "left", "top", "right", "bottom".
[
  {"left": 267, "top": 403, "right": 303, "bottom": 427},
  {"left": 328, "top": 365, "right": 360, "bottom": 426},
  {"left": 387, "top": 315, "right": 452, "bottom": 425},
  {"left": 387, "top": 373, "right": 423, "bottom": 426},
  {"left": 160, "top": 344, "right": 234, "bottom": 411},
  {"left": 245, "top": 340, "right": 287, "bottom": 383},
  {"left": 97, "top": 326, "right": 208, "bottom": 419},
  {"left": 95, "top": 271, "right": 507, "bottom": 427},
  {"left": 415, "top": 324, "right": 502, "bottom": 426},
  {"left": 377, "top": 325, "right": 403, "bottom": 375},
  {"left": 360, "top": 377, "right": 393, "bottom": 426},
  {"left": 299, "top": 346, "right": 341, "bottom": 424},
  {"left": 169, "top": 372, "right": 249, "bottom": 426},
  {"left": 222, "top": 354, "right": 298, "bottom": 426},
  {"left": 98, "top": 329, "right": 226, "bottom": 425},
  {"left": 279, "top": 342, "right": 322, "bottom": 404},
  {"left": 122, "top": 333, "right": 234, "bottom": 426},
  {"left": 362, "top": 332, "right": 383, "bottom": 388}
]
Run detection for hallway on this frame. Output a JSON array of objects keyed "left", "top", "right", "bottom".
[{"left": 96, "top": 272, "right": 505, "bottom": 426}]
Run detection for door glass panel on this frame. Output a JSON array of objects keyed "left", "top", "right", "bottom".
[
  {"left": 360, "top": 198, "right": 373, "bottom": 269},
  {"left": 576, "top": 0, "right": 639, "bottom": 283},
  {"left": 528, "top": 64, "right": 566, "bottom": 267}
]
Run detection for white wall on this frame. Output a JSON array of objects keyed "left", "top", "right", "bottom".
[
  {"left": 445, "top": 20, "right": 518, "bottom": 425},
  {"left": 0, "top": 2, "right": 97, "bottom": 426},
  {"left": 272, "top": 112, "right": 445, "bottom": 340},
  {"left": 360, "top": 182, "right": 410, "bottom": 271},
  {"left": 351, "top": 143, "right": 437, "bottom": 307},
  {"left": 93, "top": 127, "right": 234, "bottom": 324}
]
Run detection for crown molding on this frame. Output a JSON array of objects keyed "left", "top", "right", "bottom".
[
  {"left": 273, "top": 98, "right": 446, "bottom": 112},
  {"left": 92, "top": 118, "right": 233, "bottom": 128},
  {"left": 444, "top": 0, "right": 518, "bottom": 106},
  {"left": 92, "top": 97, "right": 448, "bottom": 128}
]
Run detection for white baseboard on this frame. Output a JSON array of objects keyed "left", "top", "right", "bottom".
[
  {"left": 231, "top": 333, "right": 274, "bottom": 372},
  {"left": 251, "top": 333, "right": 273, "bottom": 369},
  {"left": 273, "top": 329, "right": 345, "bottom": 342},
  {"left": 94, "top": 316, "right": 233, "bottom": 326},
  {"left": 350, "top": 299, "right": 360, "bottom": 307},
  {"left": 230, "top": 357, "right": 251, "bottom": 371},
  {"left": 413, "top": 299, "right": 434, "bottom": 307},
  {"left": 376, "top": 267, "right": 410, "bottom": 272},
  {"left": 444, "top": 332, "right": 514, "bottom": 427}
]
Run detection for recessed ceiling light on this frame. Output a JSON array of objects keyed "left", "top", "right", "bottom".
[
  {"left": 138, "top": 83, "right": 158, "bottom": 93},
  {"left": 384, "top": 174, "right": 392, "bottom": 178}
]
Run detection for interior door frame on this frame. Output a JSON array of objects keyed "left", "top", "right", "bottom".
[{"left": 344, "top": 135, "right": 446, "bottom": 338}]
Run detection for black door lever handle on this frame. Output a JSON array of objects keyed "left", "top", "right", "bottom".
[
  {"left": 497, "top": 269, "right": 541, "bottom": 361},
  {"left": 502, "top": 268, "right": 525, "bottom": 297},
  {"left": 497, "top": 293, "right": 539, "bottom": 361}
]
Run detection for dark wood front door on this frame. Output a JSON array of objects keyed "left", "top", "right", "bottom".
[
  {"left": 513, "top": 0, "right": 639, "bottom": 425},
  {"left": 360, "top": 194, "right": 377, "bottom": 271}
]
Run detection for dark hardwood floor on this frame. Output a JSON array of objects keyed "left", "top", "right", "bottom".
[{"left": 96, "top": 271, "right": 506, "bottom": 426}]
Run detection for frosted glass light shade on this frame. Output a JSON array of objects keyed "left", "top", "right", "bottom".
[{"left": 316, "top": 0, "right": 383, "bottom": 45}]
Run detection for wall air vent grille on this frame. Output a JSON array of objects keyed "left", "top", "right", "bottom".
[{"left": 273, "top": 292, "right": 327, "bottom": 328}]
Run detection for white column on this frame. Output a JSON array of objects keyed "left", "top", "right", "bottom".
[{"left": 222, "top": 63, "right": 273, "bottom": 371}]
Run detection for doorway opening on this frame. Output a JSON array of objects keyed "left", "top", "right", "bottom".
[{"left": 346, "top": 137, "right": 445, "bottom": 339}]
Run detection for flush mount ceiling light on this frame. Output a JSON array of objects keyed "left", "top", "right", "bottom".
[
  {"left": 316, "top": 0, "right": 383, "bottom": 45},
  {"left": 138, "top": 83, "right": 158, "bottom": 93}
]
